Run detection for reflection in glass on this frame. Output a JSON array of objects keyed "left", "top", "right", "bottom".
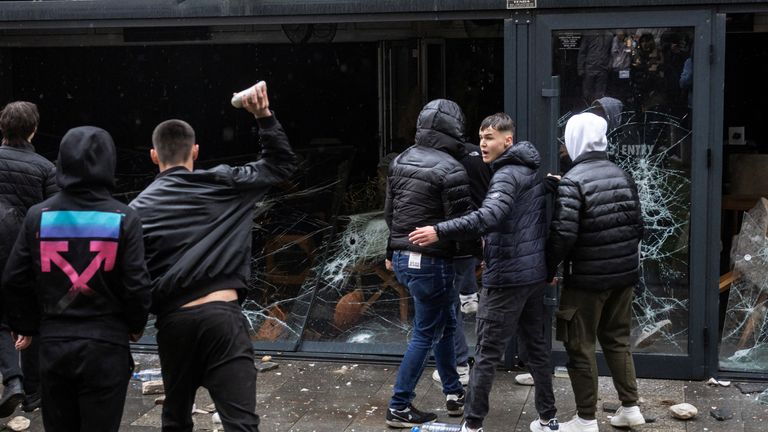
[{"left": 552, "top": 27, "right": 694, "bottom": 355}]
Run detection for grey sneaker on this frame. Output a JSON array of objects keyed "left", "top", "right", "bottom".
[
  {"left": 530, "top": 418, "right": 559, "bottom": 431},
  {"left": 432, "top": 364, "right": 470, "bottom": 386}
]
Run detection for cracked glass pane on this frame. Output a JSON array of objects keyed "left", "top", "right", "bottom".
[
  {"left": 719, "top": 198, "right": 768, "bottom": 371},
  {"left": 552, "top": 27, "right": 694, "bottom": 355}
]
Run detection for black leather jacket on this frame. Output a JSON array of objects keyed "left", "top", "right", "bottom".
[
  {"left": 130, "top": 116, "right": 297, "bottom": 315},
  {"left": 436, "top": 142, "right": 547, "bottom": 288},
  {"left": 546, "top": 151, "right": 644, "bottom": 290},
  {"left": 385, "top": 99, "right": 472, "bottom": 258}
]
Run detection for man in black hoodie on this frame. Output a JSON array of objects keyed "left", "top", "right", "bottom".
[
  {"left": 384, "top": 99, "right": 472, "bottom": 428},
  {"left": 2, "top": 126, "right": 152, "bottom": 432},
  {"left": 410, "top": 113, "right": 558, "bottom": 432},
  {"left": 130, "top": 81, "right": 296, "bottom": 432}
]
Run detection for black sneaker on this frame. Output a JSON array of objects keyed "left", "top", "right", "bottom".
[
  {"left": 21, "top": 393, "right": 41, "bottom": 413},
  {"left": 386, "top": 404, "right": 438, "bottom": 428},
  {"left": 446, "top": 392, "right": 465, "bottom": 417}
]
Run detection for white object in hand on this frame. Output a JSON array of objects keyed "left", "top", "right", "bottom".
[{"left": 231, "top": 83, "right": 260, "bottom": 108}]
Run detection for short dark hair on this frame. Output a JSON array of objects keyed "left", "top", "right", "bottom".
[
  {"left": 152, "top": 119, "right": 195, "bottom": 165},
  {"left": 0, "top": 101, "right": 39, "bottom": 147},
  {"left": 480, "top": 112, "right": 515, "bottom": 137}
]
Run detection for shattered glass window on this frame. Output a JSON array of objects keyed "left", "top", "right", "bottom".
[
  {"left": 719, "top": 198, "right": 768, "bottom": 371},
  {"left": 552, "top": 27, "right": 694, "bottom": 355}
]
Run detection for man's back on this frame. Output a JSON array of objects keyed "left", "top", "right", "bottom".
[{"left": 130, "top": 116, "right": 296, "bottom": 315}]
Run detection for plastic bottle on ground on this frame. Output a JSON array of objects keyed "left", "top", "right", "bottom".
[
  {"left": 411, "top": 422, "right": 462, "bottom": 432},
  {"left": 132, "top": 368, "right": 162, "bottom": 381}
]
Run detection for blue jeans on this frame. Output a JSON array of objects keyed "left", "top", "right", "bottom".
[
  {"left": 453, "top": 256, "right": 478, "bottom": 366},
  {"left": 389, "top": 250, "right": 463, "bottom": 409}
]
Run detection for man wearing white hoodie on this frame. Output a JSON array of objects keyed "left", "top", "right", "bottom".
[{"left": 546, "top": 113, "right": 645, "bottom": 432}]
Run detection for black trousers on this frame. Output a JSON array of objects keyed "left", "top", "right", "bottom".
[
  {"left": 0, "top": 327, "right": 22, "bottom": 385},
  {"left": 39, "top": 338, "right": 133, "bottom": 432},
  {"left": 465, "top": 283, "right": 557, "bottom": 428},
  {"left": 157, "top": 301, "right": 259, "bottom": 432}
]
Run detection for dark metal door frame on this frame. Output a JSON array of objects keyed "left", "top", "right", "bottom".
[{"left": 505, "top": 8, "right": 719, "bottom": 380}]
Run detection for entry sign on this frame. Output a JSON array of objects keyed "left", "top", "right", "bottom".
[{"left": 507, "top": 0, "right": 537, "bottom": 9}]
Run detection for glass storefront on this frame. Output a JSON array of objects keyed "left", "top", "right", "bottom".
[{"left": 550, "top": 27, "right": 695, "bottom": 356}]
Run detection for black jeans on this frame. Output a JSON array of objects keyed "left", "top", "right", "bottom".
[
  {"left": 0, "top": 327, "right": 22, "bottom": 385},
  {"left": 39, "top": 338, "right": 133, "bottom": 432},
  {"left": 157, "top": 301, "right": 259, "bottom": 432},
  {"left": 465, "top": 283, "right": 556, "bottom": 428}
]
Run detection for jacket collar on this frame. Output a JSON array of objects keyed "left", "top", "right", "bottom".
[
  {"left": 156, "top": 165, "right": 190, "bottom": 179},
  {"left": 571, "top": 150, "right": 608, "bottom": 167},
  {"left": 1, "top": 140, "right": 35, "bottom": 152}
]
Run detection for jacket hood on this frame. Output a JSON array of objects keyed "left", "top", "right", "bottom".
[
  {"left": 414, "top": 99, "right": 467, "bottom": 159},
  {"left": 56, "top": 126, "right": 116, "bottom": 190},
  {"left": 592, "top": 96, "right": 623, "bottom": 132},
  {"left": 565, "top": 113, "right": 608, "bottom": 161},
  {"left": 491, "top": 141, "right": 541, "bottom": 172}
]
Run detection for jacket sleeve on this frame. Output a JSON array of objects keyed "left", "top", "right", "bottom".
[
  {"left": 437, "top": 169, "right": 518, "bottom": 241},
  {"left": 627, "top": 174, "right": 645, "bottom": 240},
  {"left": 118, "top": 212, "right": 152, "bottom": 334},
  {"left": 229, "top": 115, "right": 298, "bottom": 190},
  {"left": 1, "top": 214, "right": 40, "bottom": 336},
  {"left": 43, "top": 164, "right": 59, "bottom": 198},
  {"left": 546, "top": 177, "right": 583, "bottom": 280}
]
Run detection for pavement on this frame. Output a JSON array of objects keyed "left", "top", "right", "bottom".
[{"left": 3, "top": 353, "right": 768, "bottom": 431}]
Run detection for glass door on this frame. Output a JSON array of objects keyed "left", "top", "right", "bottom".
[{"left": 533, "top": 10, "right": 714, "bottom": 379}]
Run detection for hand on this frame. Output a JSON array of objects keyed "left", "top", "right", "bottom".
[
  {"left": 129, "top": 331, "right": 144, "bottom": 343},
  {"left": 14, "top": 334, "right": 32, "bottom": 350},
  {"left": 240, "top": 81, "right": 271, "bottom": 119},
  {"left": 385, "top": 259, "right": 393, "bottom": 271},
  {"left": 408, "top": 226, "right": 438, "bottom": 247}
]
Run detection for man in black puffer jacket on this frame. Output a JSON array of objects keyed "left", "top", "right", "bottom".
[
  {"left": 0, "top": 101, "right": 57, "bottom": 416},
  {"left": 546, "top": 112, "right": 645, "bottom": 432},
  {"left": 410, "top": 113, "right": 558, "bottom": 432},
  {"left": 384, "top": 99, "right": 472, "bottom": 428}
]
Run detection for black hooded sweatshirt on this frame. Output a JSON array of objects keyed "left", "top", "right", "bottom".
[
  {"left": 2, "top": 127, "right": 152, "bottom": 344},
  {"left": 385, "top": 99, "right": 473, "bottom": 258}
]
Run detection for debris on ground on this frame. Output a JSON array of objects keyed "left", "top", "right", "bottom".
[
  {"left": 710, "top": 407, "right": 735, "bottom": 421},
  {"left": 670, "top": 402, "right": 698, "bottom": 419},
  {"left": 707, "top": 377, "right": 732, "bottom": 387},
  {"left": 6, "top": 416, "right": 30, "bottom": 431},
  {"left": 154, "top": 395, "right": 165, "bottom": 405},
  {"left": 515, "top": 373, "right": 534, "bottom": 386},
  {"left": 142, "top": 380, "right": 165, "bottom": 395},
  {"left": 256, "top": 361, "right": 279, "bottom": 373},
  {"left": 602, "top": 402, "right": 619, "bottom": 413}
]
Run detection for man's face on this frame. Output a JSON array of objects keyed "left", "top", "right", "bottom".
[{"left": 479, "top": 127, "right": 513, "bottom": 163}]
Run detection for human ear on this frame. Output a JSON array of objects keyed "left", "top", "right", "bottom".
[
  {"left": 192, "top": 144, "right": 199, "bottom": 161},
  {"left": 150, "top": 148, "right": 159, "bottom": 166}
]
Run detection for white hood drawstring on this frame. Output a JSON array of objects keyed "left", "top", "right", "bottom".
[{"left": 564, "top": 112, "right": 608, "bottom": 161}]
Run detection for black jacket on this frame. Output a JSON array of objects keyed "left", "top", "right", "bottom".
[
  {"left": 435, "top": 142, "right": 547, "bottom": 288},
  {"left": 546, "top": 151, "right": 644, "bottom": 290},
  {"left": 385, "top": 99, "right": 472, "bottom": 259},
  {"left": 129, "top": 116, "right": 297, "bottom": 316},
  {"left": 0, "top": 143, "right": 59, "bottom": 268},
  {"left": 2, "top": 127, "right": 151, "bottom": 344},
  {"left": 456, "top": 143, "right": 492, "bottom": 258}
]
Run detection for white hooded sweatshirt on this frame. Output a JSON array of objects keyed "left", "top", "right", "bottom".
[{"left": 564, "top": 112, "right": 608, "bottom": 161}]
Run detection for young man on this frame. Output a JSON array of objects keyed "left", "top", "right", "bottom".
[
  {"left": 0, "top": 101, "right": 57, "bottom": 416},
  {"left": 130, "top": 81, "right": 296, "bottom": 432},
  {"left": 2, "top": 126, "right": 152, "bottom": 432},
  {"left": 546, "top": 112, "right": 645, "bottom": 432},
  {"left": 384, "top": 98, "right": 472, "bottom": 428},
  {"left": 410, "top": 113, "right": 558, "bottom": 432}
]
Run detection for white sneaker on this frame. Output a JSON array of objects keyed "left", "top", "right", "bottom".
[
  {"left": 610, "top": 405, "right": 646, "bottom": 427},
  {"left": 460, "top": 293, "right": 479, "bottom": 314},
  {"left": 558, "top": 416, "right": 598, "bottom": 432},
  {"left": 460, "top": 421, "right": 483, "bottom": 432},
  {"left": 431, "top": 364, "right": 470, "bottom": 386},
  {"left": 530, "top": 418, "right": 560, "bottom": 431},
  {"left": 515, "top": 372, "right": 534, "bottom": 386}
]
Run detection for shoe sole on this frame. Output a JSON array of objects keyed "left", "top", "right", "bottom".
[
  {"left": 0, "top": 393, "right": 25, "bottom": 418},
  {"left": 447, "top": 408, "right": 464, "bottom": 417},
  {"left": 386, "top": 419, "right": 435, "bottom": 428},
  {"left": 610, "top": 418, "right": 646, "bottom": 427}
]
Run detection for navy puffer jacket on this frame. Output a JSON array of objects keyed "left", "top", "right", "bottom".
[
  {"left": 435, "top": 141, "right": 547, "bottom": 288},
  {"left": 385, "top": 99, "right": 472, "bottom": 259}
]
